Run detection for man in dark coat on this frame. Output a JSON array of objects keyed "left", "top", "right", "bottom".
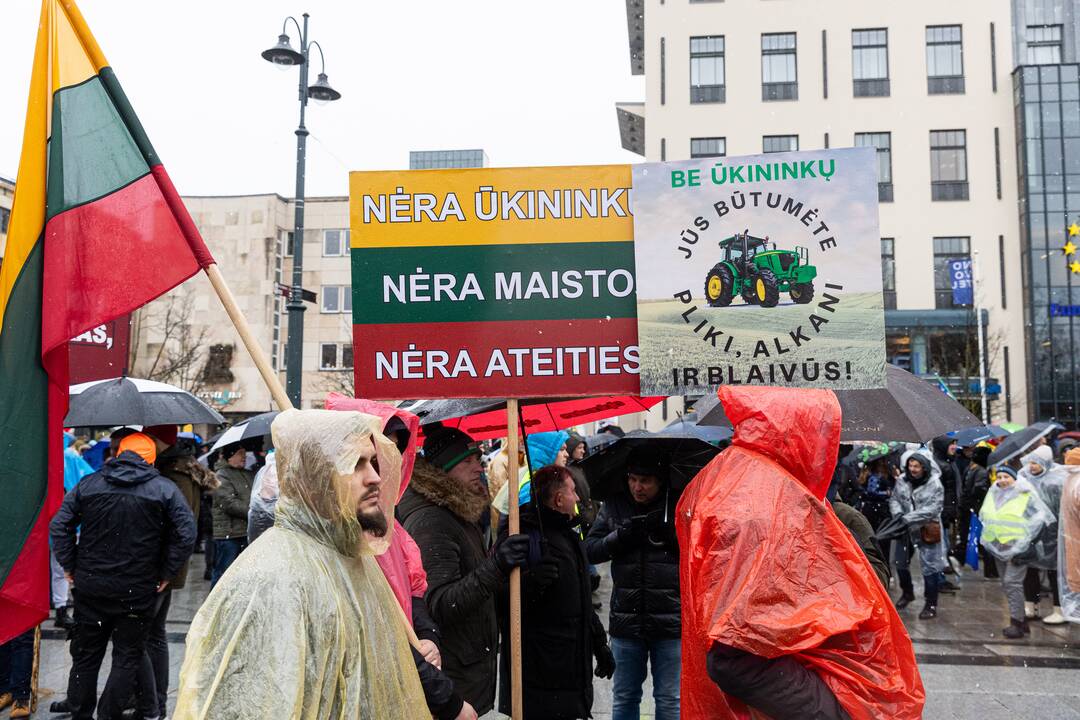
[
  {"left": 49, "top": 432, "right": 196, "bottom": 720},
  {"left": 931, "top": 435, "right": 963, "bottom": 573},
  {"left": 499, "top": 466, "right": 615, "bottom": 719},
  {"left": 210, "top": 443, "right": 255, "bottom": 586},
  {"left": 398, "top": 424, "right": 530, "bottom": 716},
  {"left": 585, "top": 444, "right": 681, "bottom": 720}
]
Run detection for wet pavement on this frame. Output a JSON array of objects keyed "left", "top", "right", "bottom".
[{"left": 26, "top": 554, "right": 1080, "bottom": 719}]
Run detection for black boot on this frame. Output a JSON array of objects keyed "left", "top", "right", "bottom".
[
  {"left": 54, "top": 606, "right": 75, "bottom": 630},
  {"left": 50, "top": 699, "right": 72, "bottom": 713},
  {"left": 895, "top": 593, "right": 916, "bottom": 610},
  {"left": 918, "top": 603, "right": 937, "bottom": 620},
  {"left": 1002, "top": 618, "right": 1025, "bottom": 639}
]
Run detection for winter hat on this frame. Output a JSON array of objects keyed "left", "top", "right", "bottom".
[
  {"left": 526, "top": 431, "right": 570, "bottom": 471},
  {"left": 627, "top": 444, "right": 666, "bottom": 481},
  {"left": 422, "top": 422, "right": 479, "bottom": 472},
  {"left": 117, "top": 432, "right": 157, "bottom": 465},
  {"left": 144, "top": 424, "right": 178, "bottom": 447},
  {"left": 1066, "top": 447, "right": 1080, "bottom": 466},
  {"left": 565, "top": 434, "right": 587, "bottom": 458},
  {"left": 994, "top": 464, "right": 1018, "bottom": 481}
]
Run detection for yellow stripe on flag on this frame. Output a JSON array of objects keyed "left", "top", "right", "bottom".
[{"left": 0, "top": 1, "right": 49, "bottom": 330}]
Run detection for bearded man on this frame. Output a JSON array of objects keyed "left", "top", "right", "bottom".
[{"left": 173, "top": 410, "right": 427, "bottom": 719}]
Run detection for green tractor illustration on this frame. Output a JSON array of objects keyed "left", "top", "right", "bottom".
[{"left": 704, "top": 231, "right": 817, "bottom": 308}]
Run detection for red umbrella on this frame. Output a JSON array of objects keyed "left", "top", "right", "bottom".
[{"left": 403, "top": 396, "right": 665, "bottom": 441}]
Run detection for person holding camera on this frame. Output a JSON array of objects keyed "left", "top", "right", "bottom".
[{"left": 585, "top": 444, "right": 680, "bottom": 720}]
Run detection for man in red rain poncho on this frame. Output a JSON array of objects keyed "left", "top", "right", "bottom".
[{"left": 677, "top": 386, "right": 924, "bottom": 720}]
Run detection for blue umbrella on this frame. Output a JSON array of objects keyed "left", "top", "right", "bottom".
[{"left": 948, "top": 425, "right": 1010, "bottom": 448}]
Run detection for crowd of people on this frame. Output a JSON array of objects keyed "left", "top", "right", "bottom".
[{"left": 0, "top": 392, "right": 1077, "bottom": 719}]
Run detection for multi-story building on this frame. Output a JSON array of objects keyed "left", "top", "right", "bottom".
[
  {"left": 1013, "top": 0, "right": 1080, "bottom": 425},
  {"left": 617, "top": 0, "right": 1033, "bottom": 424},
  {"left": 130, "top": 150, "right": 488, "bottom": 417},
  {"left": 0, "top": 175, "right": 13, "bottom": 268}
]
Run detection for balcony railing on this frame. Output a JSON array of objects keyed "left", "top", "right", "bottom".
[{"left": 762, "top": 81, "right": 798, "bottom": 101}]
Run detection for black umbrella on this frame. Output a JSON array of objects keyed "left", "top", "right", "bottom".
[
  {"left": 210, "top": 411, "right": 280, "bottom": 452},
  {"left": 661, "top": 413, "right": 733, "bottom": 444},
  {"left": 66, "top": 377, "right": 224, "bottom": 427},
  {"left": 987, "top": 421, "right": 1064, "bottom": 467},
  {"left": 578, "top": 430, "right": 723, "bottom": 502},
  {"left": 696, "top": 364, "right": 982, "bottom": 442}
]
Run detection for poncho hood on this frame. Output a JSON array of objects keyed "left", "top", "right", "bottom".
[
  {"left": 324, "top": 393, "right": 419, "bottom": 500},
  {"left": 723, "top": 385, "right": 840, "bottom": 500},
  {"left": 272, "top": 408, "right": 403, "bottom": 557}
]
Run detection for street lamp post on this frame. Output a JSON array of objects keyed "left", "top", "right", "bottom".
[{"left": 262, "top": 15, "right": 341, "bottom": 408}]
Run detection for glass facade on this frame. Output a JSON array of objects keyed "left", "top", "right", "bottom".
[
  {"left": 1014, "top": 63, "right": 1080, "bottom": 424},
  {"left": 409, "top": 149, "right": 488, "bottom": 170}
]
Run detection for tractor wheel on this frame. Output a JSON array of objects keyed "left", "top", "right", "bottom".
[
  {"left": 753, "top": 268, "right": 780, "bottom": 308},
  {"left": 704, "top": 264, "right": 734, "bottom": 307},
  {"left": 789, "top": 282, "right": 815, "bottom": 304}
]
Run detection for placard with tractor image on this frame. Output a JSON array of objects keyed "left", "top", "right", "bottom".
[{"left": 704, "top": 231, "right": 817, "bottom": 308}]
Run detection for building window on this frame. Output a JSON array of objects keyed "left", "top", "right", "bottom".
[
  {"left": 320, "top": 285, "right": 352, "bottom": 314},
  {"left": 926, "top": 25, "right": 965, "bottom": 94},
  {"left": 323, "top": 229, "right": 349, "bottom": 257},
  {"left": 690, "top": 36, "right": 725, "bottom": 103},
  {"left": 0, "top": 206, "right": 9, "bottom": 234},
  {"left": 1026, "top": 25, "right": 1062, "bottom": 65},
  {"left": 855, "top": 132, "right": 893, "bottom": 202},
  {"left": 690, "top": 137, "right": 726, "bottom": 158},
  {"left": 762, "top": 33, "right": 798, "bottom": 101},
  {"left": 763, "top": 135, "right": 799, "bottom": 154},
  {"left": 320, "top": 342, "right": 354, "bottom": 371},
  {"left": 852, "top": 29, "right": 889, "bottom": 97},
  {"left": 282, "top": 230, "right": 294, "bottom": 257},
  {"left": 930, "top": 130, "right": 969, "bottom": 200},
  {"left": 933, "top": 236, "right": 971, "bottom": 309},
  {"left": 881, "top": 238, "right": 896, "bottom": 310}
]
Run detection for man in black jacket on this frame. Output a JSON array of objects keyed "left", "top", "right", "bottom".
[
  {"left": 585, "top": 444, "right": 681, "bottom": 720},
  {"left": 398, "top": 424, "right": 529, "bottom": 716},
  {"left": 498, "top": 466, "right": 615, "bottom": 719},
  {"left": 49, "top": 432, "right": 196, "bottom": 720}
]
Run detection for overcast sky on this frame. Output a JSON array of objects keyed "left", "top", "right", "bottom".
[{"left": 0, "top": 0, "right": 644, "bottom": 197}]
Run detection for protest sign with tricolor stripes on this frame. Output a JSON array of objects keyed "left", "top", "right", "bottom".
[{"left": 349, "top": 165, "right": 639, "bottom": 399}]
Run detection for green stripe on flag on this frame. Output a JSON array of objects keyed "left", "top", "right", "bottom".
[
  {"left": 351, "top": 240, "right": 637, "bottom": 324},
  {"left": 47, "top": 75, "right": 150, "bottom": 220},
  {"left": 0, "top": 240, "right": 49, "bottom": 586}
]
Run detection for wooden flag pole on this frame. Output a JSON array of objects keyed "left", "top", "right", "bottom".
[
  {"left": 506, "top": 399, "right": 524, "bottom": 720},
  {"left": 203, "top": 264, "right": 292, "bottom": 411},
  {"left": 204, "top": 263, "right": 423, "bottom": 653}
]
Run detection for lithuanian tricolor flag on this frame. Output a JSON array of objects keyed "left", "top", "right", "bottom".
[{"left": 0, "top": 0, "right": 214, "bottom": 642}]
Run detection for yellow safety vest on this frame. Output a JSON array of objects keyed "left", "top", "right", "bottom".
[{"left": 980, "top": 492, "right": 1032, "bottom": 546}]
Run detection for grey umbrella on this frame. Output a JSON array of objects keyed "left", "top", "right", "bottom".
[
  {"left": 696, "top": 364, "right": 982, "bottom": 442},
  {"left": 986, "top": 421, "right": 1064, "bottom": 467},
  {"left": 66, "top": 377, "right": 224, "bottom": 427}
]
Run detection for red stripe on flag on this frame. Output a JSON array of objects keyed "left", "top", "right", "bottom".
[
  {"left": 149, "top": 165, "right": 214, "bottom": 269},
  {"left": 41, "top": 172, "right": 203, "bottom": 354}
]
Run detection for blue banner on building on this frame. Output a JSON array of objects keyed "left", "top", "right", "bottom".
[{"left": 948, "top": 258, "right": 973, "bottom": 306}]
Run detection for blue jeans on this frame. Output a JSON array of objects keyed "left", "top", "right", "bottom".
[
  {"left": 211, "top": 537, "right": 247, "bottom": 588},
  {"left": 610, "top": 636, "right": 680, "bottom": 720},
  {"left": 0, "top": 628, "right": 34, "bottom": 702}
]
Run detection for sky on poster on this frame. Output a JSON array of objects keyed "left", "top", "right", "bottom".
[
  {"left": 632, "top": 148, "right": 883, "bottom": 297},
  {"left": 0, "top": 0, "right": 643, "bottom": 197}
]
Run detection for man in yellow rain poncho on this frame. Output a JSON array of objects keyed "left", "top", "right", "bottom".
[{"left": 173, "top": 409, "right": 427, "bottom": 718}]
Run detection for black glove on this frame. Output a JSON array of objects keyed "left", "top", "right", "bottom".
[
  {"left": 616, "top": 515, "right": 648, "bottom": 547},
  {"left": 594, "top": 643, "right": 616, "bottom": 679},
  {"left": 526, "top": 558, "right": 559, "bottom": 593},
  {"left": 494, "top": 534, "right": 530, "bottom": 575}
]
